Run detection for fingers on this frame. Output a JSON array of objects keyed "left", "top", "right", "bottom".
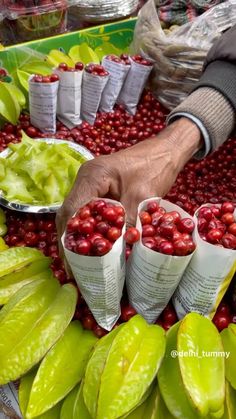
[{"left": 121, "top": 185, "right": 157, "bottom": 227}]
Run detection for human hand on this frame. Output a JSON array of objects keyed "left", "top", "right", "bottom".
[{"left": 56, "top": 117, "right": 201, "bottom": 243}]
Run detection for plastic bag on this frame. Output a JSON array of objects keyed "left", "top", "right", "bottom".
[{"left": 132, "top": 0, "right": 236, "bottom": 109}]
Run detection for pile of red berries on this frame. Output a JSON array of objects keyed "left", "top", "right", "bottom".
[
  {"left": 138, "top": 201, "right": 196, "bottom": 256},
  {"left": 197, "top": 202, "right": 236, "bottom": 249},
  {"left": 31, "top": 74, "right": 59, "bottom": 83},
  {"left": 65, "top": 200, "right": 125, "bottom": 256}
]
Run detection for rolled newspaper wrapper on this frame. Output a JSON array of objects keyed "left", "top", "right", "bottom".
[
  {"left": 29, "top": 75, "right": 59, "bottom": 134},
  {"left": 81, "top": 70, "right": 109, "bottom": 125},
  {"left": 127, "top": 197, "right": 196, "bottom": 323},
  {"left": 99, "top": 56, "right": 130, "bottom": 112},
  {"left": 173, "top": 204, "right": 236, "bottom": 319},
  {"left": 55, "top": 68, "right": 83, "bottom": 129},
  {"left": 117, "top": 57, "right": 153, "bottom": 115},
  {"left": 62, "top": 198, "right": 126, "bottom": 331}
]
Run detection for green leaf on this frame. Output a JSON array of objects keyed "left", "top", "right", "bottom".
[
  {"left": 69, "top": 44, "right": 100, "bottom": 65},
  {"left": 0, "top": 258, "right": 51, "bottom": 305},
  {"left": 4, "top": 82, "right": 26, "bottom": 108},
  {"left": 178, "top": 313, "right": 225, "bottom": 418},
  {"left": 158, "top": 322, "right": 199, "bottom": 419},
  {"left": 21, "top": 61, "right": 53, "bottom": 76},
  {"left": 221, "top": 324, "right": 236, "bottom": 390},
  {"left": 27, "top": 322, "right": 97, "bottom": 418},
  {"left": 223, "top": 381, "right": 236, "bottom": 419},
  {"left": 83, "top": 326, "right": 123, "bottom": 418},
  {"left": 0, "top": 282, "right": 77, "bottom": 384},
  {"left": 0, "top": 81, "right": 21, "bottom": 124},
  {"left": 0, "top": 247, "right": 45, "bottom": 278},
  {"left": 17, "top": 70, "right": 31, "bottom": 92}
]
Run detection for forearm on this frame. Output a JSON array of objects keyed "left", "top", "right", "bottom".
[{"left": 120, "top": 117, "right": 202, "bottom": 175}]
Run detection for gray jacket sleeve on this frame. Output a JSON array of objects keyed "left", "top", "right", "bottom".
[{"left": 168, "top": 25, "right": 236, "bottom": 155}]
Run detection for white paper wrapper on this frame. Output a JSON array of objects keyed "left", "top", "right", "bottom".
[
  {"left": 127, "top": 198, "right": 195, "bottom": 323},
  {"left": 99, "top": 56, "right": 130, "bottom": 112},
  {"left": 81, "top": 70, "right": 109, "bottom": 125},
  {"left": 55, "top": 69, "right": 83, "bottom": 129},
  {"left": 29, "top": 76, "right": 59, "bottom": 134},
  {"left": 0, "top": 383, "right": 21, "bottom": 418},
  {"left": 117, "top": 58, "right": 153, "bottom": 115},
  {"left": 62, "top": 198, "right": 126, "bottom": 331},
  {"left": 173, "top": 204, "right": 236, "bottom": 319}
]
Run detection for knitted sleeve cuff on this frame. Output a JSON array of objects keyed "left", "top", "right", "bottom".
[{"left": 168, "top": 87, "right": 235, "bottom": 154}]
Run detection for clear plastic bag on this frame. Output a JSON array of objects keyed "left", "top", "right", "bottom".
[{"left": 132, "top": 0, "right": 236, "bottom": 109}]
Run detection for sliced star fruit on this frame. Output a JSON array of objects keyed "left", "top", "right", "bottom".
[
  {"left": 84, "top": 315, "right": 166, "bottom": 419},
  {"left": 0, "top": 247, "right": 46, "bottom": 278},
  {"left": 221, "top": 324, "right": 236, "bottom": 390},
  {"left": 177, "top": 313, "right": 225, "bottom": 418},
  {"left": 158, "top": 322, "right": 199, "bottom": 419},
  {"left": 0, "top": 280, "right": 77, "bottom": 384},
  {"left": 26, "top": 321, "right": 97, "bottom": 418},
  {"left": 0, "top": 257, "right": 51, "bottom": 305}
]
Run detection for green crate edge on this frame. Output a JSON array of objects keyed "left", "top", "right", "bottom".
[{"left": 0, "top": 18, "right": 137, "bottom": 73}]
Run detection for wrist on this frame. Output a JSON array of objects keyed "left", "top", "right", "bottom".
[{"left": 164, "top": 117, "right": 202, "bottom": 170}]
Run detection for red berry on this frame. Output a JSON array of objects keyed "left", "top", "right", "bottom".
[
  {"left": 24, "top": 232, "right": 38, "bottom": 246},
  {"left": 50, "top": 73, "right": 59, "bottom": 82},
  {"left": 142, "top": 237, "right": 156, "bottom": 250},
  {"left": 75, "top": 239, "right": 91, "bottom": 255},
  {"left": 75, "top": 62, "right": 84, "bottom": 71},
  {"left": 159, "top": 222, "right": 175, "bottom": 239},
  {"left": 221, "top": 233, "right": 236, "bottom": 249},
  {"left": 59, "top": 63, "right": 68, "bottom": 71},
  {"left": 107, "top": 227, "right": 121, "bottom": 242},
  {"left": 147, "top": 201, "right": 159, "bottom": 214},
  {"left": 140, "top": 211, "right": 152, "bottom": 225},
  {"left": 158, "top": 240, "right": 174, "bottom": 255},
  {"left": 120, "top": 304, "right": 137, "bottom": 322},
  {"left": 228, "top": 223, "right": 236, "bottom": 236},
  {"left": 177, "top": 218, "right": 195, "bottom": 234},
  {"left": 93, "top": 324, "right": 107, "bottom": 338},
  {"left": 221, "top": 213, "right": 235, "bottom": 226},
  {"left": 78, "top": 206, "right": 91, "bottom": 219},
  {"left": 115, "top": 216, "right": 125, "bottom": 229},
  {"left": 79, "top": 220, "right": 94, "bottom": 235},
  {"left": 92, "top": 238, "right": 112, "bottom": 256},
  {"left": 96, "top": 221, "right": 109, "bottom": 236},
  {"left": 67, "top": 217, "right": 80, "bottom": 233},
  {"left": 198, "top": 207, "right": 213, "bottom": 222},
  {"left": 206, "top": 229, "right": 224, "bottom": 244},
  {"left": 102, "top": 207, "right": 117, "bottom": 222},
  {"left": 213, "top": 313, "right": 230, "bottom": 331},
  {"left": 124, "top": 227, "right": 140, "bottom": 245},
  {"left": 142, "top": 224, "right": 155, "bottom": 237},
  {"left": 221, "top": 202, "right": 235, "bottom": 214},
  {"left": 82, "top": 314, "right": 96, "bottom": 330}
]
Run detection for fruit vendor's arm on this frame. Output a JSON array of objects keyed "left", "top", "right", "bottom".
[{"left": 168, "top": 24, "right": 236, "bottom": 158}]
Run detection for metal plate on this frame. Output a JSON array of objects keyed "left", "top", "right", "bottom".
[{"left": 0, "top": 138, "right": 94, "bottom": 214}]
